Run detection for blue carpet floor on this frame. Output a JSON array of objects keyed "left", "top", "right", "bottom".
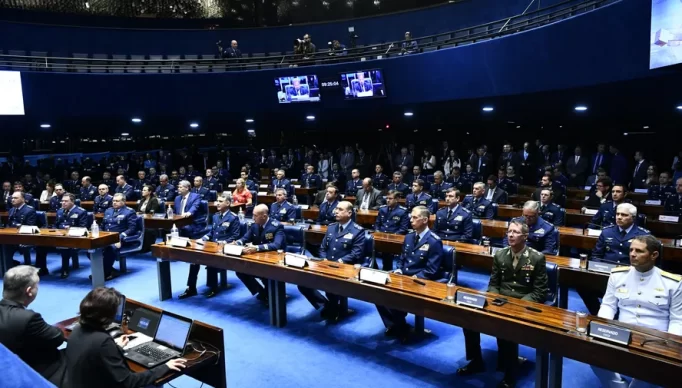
[{"left": 1, "top": 248, "right": 604, "bottom": 388}]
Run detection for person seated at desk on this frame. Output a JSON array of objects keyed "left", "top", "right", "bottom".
[
  {"left": 590, "top": 235, "right": 682, "bottom": 388},
  {"left": 298, "top": 201, "right": 365, "bottom": 323},
  {"left": 329, "top": 163, "right": 346, "bottom": 189},
  {"left": 0, "top": 266, "right": 66, "bottom": 385},
  {"left": 182, "top": 194, "right": 241, "bottom": 299},
  {"left": 39, "top": 181, "right": 57, "bottom": 203},
  {"left": 93, "top": 184, "right": 114, "bottom": 214},
  {"left": 663, "top": 177, "right": 682, "bottom": 216},
  {"left": 504, "top": 201, "right": 558, "bottom": 255},
  {"left": 374, "top": 191, "right": 410, "bottom": 271},
  {"left": 373, "top": 164, "right": 389, "bottom": 190},
  {"left": 79, "top": 176, "right": 97, "bottom": 201},
  {"left": 433, "top": 188, "right": 473, "bottom": 243},
  {"left": 35, "top": 192, "right": 88, "bottom": 279},
  {"left": 405, "top": 179, "right": 432, "bottom": 211},
  {"left": 301, "top": 164, "right": 322, "bottom": 190},
  {"left": 232, "top": 178, "right": 253, "bottom": 209},
  {"left": 355, "top": 178, "right": 383, "bottom": 211},
  {"left": 375, "top": 206, "right": 443, "bottom": 343},
  {"left": 313, "top": 182, "right": 335, "bottom": 207},
  {"left": 48, "top": 183, "right": 65, "bottom": 212},
  {"left": 6, "top": 191, "right": 38, "bottom": 270},
  {"left": 238, "top": 170, "right": 258, "bottom": 192},
  {"left": 137, "top": 185, "right": 160, "bottom": 214},
  {"left": 191, "top": 176, "right": 209, "bottom": 200},
  {"left": 317, "top": 185, "right": 339, "bottom": 225},
  {"left": 496, "top": 168, "right": 517, "bottom": 195},
  {"left": 538, "top": 188, "right": 564, "bottom": 226},
  {"left": 590, "top": 184, "right": 630, "bottom": 228},
  {"left": 100, "top": 193, "right": 139, "bottom": 281},
  {"left": 269, "top": 188, "right": 296, "bottom": 223},
  {"left": 461, "top": 182, "right": 495, "bottom": 219},
  {"left": 65, "top": 287, "right": 186, "bottom": 388},
  {"left": 585, "top": 176, "right": 613, "bottom": 208},
  {"left": 233, "top": 204, "right": 286, "bottom": 303},
  {"left": 387, "top": 172, "right": 410, "bottom": 197},
  {"left": 114, "top": 175, "right": 133, "bottom": 200},
  {"left": 13, "top": 181, "right": 34, "bottom": 206},
  {"left": 155, "top": 174, "right": 176, "bottom": 203},
  {"left": 580, "top": 203, "right": 651, "bottom": 314},
  {"left": 272, "top": 169, "right": 294, "bottom": 198},
  {"left": 648, "top": 171, "right": 675, "bottom": 202},
  {"left": 345, "top": 169, "right": 363, "bottom": 197},
  {"left": 457, "top": 220, "right": 548, "bottom": 388},
  {"left": 351, "top": 72, "right": 373, "bottom": 96},
  {"left": 286, "top": 78, "right": 309, "bottom": 101},
  {"left": 430, "top": 171, "right": 452, "bottom": 201},
  {"left": 204, "top": 168, "right": 220, "bottom": 192}
]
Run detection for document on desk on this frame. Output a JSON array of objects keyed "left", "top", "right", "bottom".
[{"left": 123, "top": 333, "right": 153, "bottom": 350}]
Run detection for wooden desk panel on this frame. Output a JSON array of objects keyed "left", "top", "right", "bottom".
[
  {"left": 0, "top": 229, "right": 119, "bottom": 249},
  {"left": 54, "top": 298, "right": 226, "bottom": 388},
  {"left": 1, "top": 212, "right": 192, "bottom": 230}
]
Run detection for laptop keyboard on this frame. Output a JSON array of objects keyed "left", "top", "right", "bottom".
[{"left": 137, "top": 344, "right": 173, "bottom": 361}]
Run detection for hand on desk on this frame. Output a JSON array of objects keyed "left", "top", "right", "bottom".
[
  {"left": 182, "top": 212, "right": 192, "bottom": 218},
  {"left": 114, "top": 335, "right": 130, "bottom": 348},
  {"left": 166, "top": 358, "right": 187, "bottom": 372},
  {"left": 114, "top": 242, "right": 121, "bottom": 249},
  {"left": 242, "top": 246, "right": 257, "bottom": 254}
]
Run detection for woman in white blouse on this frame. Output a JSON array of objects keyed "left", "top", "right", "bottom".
[
  {"left": 443, "top": 150, "right": 461, "bottom": 177},
  {"left": 317, "top": 158, "right": 329, "bottom": 179},
  {"left": 39, "top": 181, "right": 56, "bottom": 203},
  {"left": 421, "top": 149, "right": 437, "bottom": 175}
]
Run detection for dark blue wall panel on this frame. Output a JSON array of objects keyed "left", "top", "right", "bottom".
[
  {"left": 17, "top": 0, "right": 656, "bottom": 119},
  {"left": 0, "top": 0, "right": 564, "bottom": 55}
]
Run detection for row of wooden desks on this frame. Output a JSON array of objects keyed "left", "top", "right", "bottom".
[
  {"left": 0, "top": 212, "right": 193, "bottom": 230},
  {"left": 151, "top": 241, "right": 682, "bottom": 388},
  {"left": 518, "top": 185, "right": 650, "bottom": 202},
  {"left": 54, "top": 298, "right": 227, "bottom": 388}
]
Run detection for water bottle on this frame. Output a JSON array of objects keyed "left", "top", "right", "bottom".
[
  {"left": 167, "top": 204, "right": 174, "bottom": 219},
  {"left": 90, "top": 220, "right": 99, "bottom": 238},
  {"left": 171, "top": 223, "right": 179, "bottom": 238},
  {"left": 238, "top": 209, "right": 245, "bottom": 222},
  {"left": 292, "top": 195, "right": 298, "bottom": 206}
]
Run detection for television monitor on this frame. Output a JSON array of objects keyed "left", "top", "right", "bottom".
[
  {"left": 275, "top": 75, "right": 320, "bottom": 103},
  {"left": 341, "top": 69, "right": 386, "bottom": 99},
  {"left": 0, "top": 71, "right": 25, "bottom": 115},
  {"left": 650, "top": 0, "right": 682, "bottom": 69}
]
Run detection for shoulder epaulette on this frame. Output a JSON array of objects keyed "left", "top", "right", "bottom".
[
  {"left": 661, "top": 270, "right": 682, "bottom": 282},
  {"left": 353, "top": 222, "right": 364, "bottom": 230},
  {"left": 527, "top": 247, "right": 540, "bottom": 255},
  {"left": 27, "top": 205, "right": 35, "bottom": 210},
  {"left": 429, "top": 231, "right": 441, "bottom": 240},
  {"left": 462, "top": 207, "right": 471, "bottom": 213},
  {"left": 272, "top": 220, "right": 280, "bottom": 226},
  {"left": 379, "top": 204, "right": 387, "bottom": 208},
  {"left": 604, "top": 225, "right": 617, "bottom": 230},
  {"left": 611, "top": 266, "right": 630, "bottom": 273},
  {"left": 398, "top": 206, "right": 407, "bottom": 210},
  {"left": 328, "top": 222, "right": 339, "bottom": 226},
  {"left": 637, "top": 226, "right": 650, "bottom": 233}
]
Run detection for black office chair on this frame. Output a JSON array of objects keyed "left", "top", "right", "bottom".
[
  {"left": 414, "top": 244, "right": 456, "bottom": 336},
  {"left": 283, "top": 225, "right": 306, "bottom": 254},
  {"left": 545, "top": 262, "right": 559, "bottom": 306}
]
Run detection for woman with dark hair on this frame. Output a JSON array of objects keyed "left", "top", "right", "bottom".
[
  {"left": 137, "top": 184, "right": 160, "bottom": 214},
  {"left": 64, "top": 287, "right": 186, "bottom": 388}
]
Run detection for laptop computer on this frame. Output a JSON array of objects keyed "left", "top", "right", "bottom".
[
  {"left": 66, "top": 294, "right": 126, "bottom": 332},
  {"left": 124, "top": 311, "right": 193, "bottom": 368}
]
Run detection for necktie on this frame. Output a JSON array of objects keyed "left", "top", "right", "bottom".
[
  {"left": 478, "top": 158, "right": 482, "bottom": 172},
  {"left": 447, "top": 209, "right": 453, "bottom": 219},
  {"left": 513, "top": 254, "right": 519, "bottom": 269},
  {"left": 575, "top": 156, "right": 579, "bottom": 165},
  {"left": 620, "top": 229, "right": 626, "bottom": 238},
  {"left": 259, "top": 225, "right": 264, "bottom": 237},
  {"left": 415, "top": 233, "right": 420, "bottom": 246},
  {"left": 487, "top": 189, "right": 493, "bottom": 200},
  {"left": 181, "top": 196, "right": 187, "bottom": 213},
  {"left": 594, "top": 154, "right": 601, "bottom": 173},
  {"left": 634, "top": 162, "right": 640, "bottom": 177},
  {"left": 339, "top": 225, "right": 344, "bottom": 234}
]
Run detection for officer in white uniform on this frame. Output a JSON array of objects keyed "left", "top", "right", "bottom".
[{"left": 591, "top": 234, "right": 682, "bottom": 387}]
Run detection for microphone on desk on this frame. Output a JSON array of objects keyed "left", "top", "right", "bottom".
[{"left": 582, "top": 222, "right": 603, "bottom": 235}]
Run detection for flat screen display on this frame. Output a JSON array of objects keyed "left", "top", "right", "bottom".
[
  {"left": 341, "top": 69, "right": 386, "bottom": 99},
  {"left": 275, "top": 75, "right": 320, "bottom": 103},
  {"left": 650, "top": 0, "right": 682, "bottom": 69},
  {"left": 0, "top": 71, "right": 25, "bottom": 115}
]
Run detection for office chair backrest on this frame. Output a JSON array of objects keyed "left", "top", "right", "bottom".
[
  {"left": 441, "top": 244, "right": 456, "bottom": 275},
  {"left": 545, "top": 261, "right": 559, "bottom": 306},
  {"left": 471, "top": 219, "right": 482, "bottom": 244},
  {"left": 35, "top": 211, "right": 47, "bottom": 228},
  {"left": 283, "top": 225, "right": 306, "bottom": 254}
]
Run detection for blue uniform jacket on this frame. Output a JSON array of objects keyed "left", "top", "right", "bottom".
[
  {"left": 591, "top": 201, "right": 621, "bottom": 227},
  {"left": 155, "top": 184, "right": 176, "bottom": 202},
  {"left": 54, "top": 206, "right": 88, "bottom": 229},
  {"left": 204, "top": 177, "right": 220, "bottom": 191},
  {"left": 664, "top": 194, "right": 682, "bottom": 216},
  {"left": 115, "top": 184, "right": 133, "bottom": 200},
  {"left": 592, "top": 225, "right": 651, "bottom": 264},
  {"left": 237, "top": 218, "right": 286, "bottom": 252},
  {"left": 79, "top": 185, "right": 97, "bottom": 201},
  {"left": 7, "top": 204, "right": 37, "bottom": 227},
  {"left": 374, "top": 205, "right": 409, "bottom": 234},
  {"left": 461, "top": 196, "right": 495, "bottom": 219},
  {"left": 272, "top": 178, "right": 294, "bottom": 197},
  {"left": 269, "top": 201, "right": 297, "bottom": 223},
  {"left": 406, "top": 192, "right": 432, "bottom": 210},
  {"left": 387, "top": 182, "right": 409, "bottom": 196},
  {"left": 49, "top": 195, "right": 63, "bottom": 212},
  {"left": 93, "top": 194, "right": 113, "bottom": 214},
  {"left": 202, "top": 211, "right": 241, "bottom": 243},
  {"left": 191, "top": 186, "right": 209, "bottom": 200},
  {"left": 540, "top": 202, "right": 564, "bottom": 226},
  {"left": 345, "top": 179, "right": 363, "bottom": 197},
  {"left": 102, "top": 207, "right": 140, "bottom": 243},
  {"left": 174, "top": 193, "right": 207, "bottom": 235},
  {"left": 319, "top": 222, "right": 365, "bottom": 264},
  {"left": 433, "top": 205, "right": 473, "bottom": 242},
  {"left": 429, "top": 182, "right": 453, "bottom": 200},
  {"left": 373, "top": 173, "right": 389, "bottom": 189},
  {"left": 497, "top": 178, "right": 517, "bottom": 195},
  {"left": 329, "top": 170, "right": 346, "bottom": 187},
  {"left": 504, "top": 216, "right": 558, "bottom": 255},
  {"left": 648, "top": 184, "right": 675, "bottom": 202},
  {"left": 317, "top": 199, "right": 339, "bottom": 224},
  {"left": 396, "top": 230, "right": 443, "bottom": 280},
  {"left": 301, "top": 173, "right": 323, "bottom": 190}
]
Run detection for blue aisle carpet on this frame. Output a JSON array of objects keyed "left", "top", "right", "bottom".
[{"left": 1, "top": 248, "right": 603, "bottom": 388}]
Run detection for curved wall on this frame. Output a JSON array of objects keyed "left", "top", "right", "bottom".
[
  {"left": 15, "top": 0, "right": 658, "bottom": 119},
  {"left": 0, "top": 0, "right": 565, "bottom": 55}
]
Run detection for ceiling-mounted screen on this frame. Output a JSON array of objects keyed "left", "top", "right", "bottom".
[
  {"left": 275, "top": 75, "right": 320, "bottom": 103},
  {"left": 650, "top": 0, "right": 682, "bottom": 69},
  {"left": 0, "top": 71, "right": 25, "bottom": 115},
  {"left": 340, "top": 69, "right": 386, "bottom": 99}
]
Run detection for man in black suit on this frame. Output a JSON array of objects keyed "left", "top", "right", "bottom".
[
  {"left": 566, "top": 146, "right": 589, "bottom": 187},
  {"left": 0, "top": 266, "right": 65, "bottom": 385},
  {"left": 0, "top": 181, "right": 11, "bottom": 210},
  {"left": 517, "top": 142, "right": 535, "bottom": 184},
  {"left": 630, "top": 151, "right": 649, "bottom": 190},
  {"left": 471, "top": 147, "right": 491, "bottom": 178},
  {"left": 484, "top": 175, "right": 508, "bottom": 204}
]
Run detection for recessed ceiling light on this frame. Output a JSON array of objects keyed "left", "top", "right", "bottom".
[
  {"left": 437, "top": 128, "right": 442, "bottom": 132},
  {"left": 643, "top": 125, "right": 649, "bottom": 129},
  {"left": 121, "top": 132, "right": 129, "bottom": 136},
  {"left": 306, "top": 115, "right": 315, "bottom": 120},
  {"left": 40, "top": 124, "right": 51, "bottom": 128},
  {"left": 482, "top": 107, "right": 494, "bottom": 112},
  {"left": 131, "top": 118, "right": 142, "bottom": 123},
  {"left": 404, "top": 112, "right": 414, "bottom": 117},
  {"left": 245, "top": 119, "right": 254, "bottom": 123},
  {"left": 574, "top": 106, "right": 588, "bottom": 111},
  {"left": 677, "top": 106, "right": 682, "bottom": 110},
  {"left": 190, "top": 123, "right": 199, "bottom": 128}
]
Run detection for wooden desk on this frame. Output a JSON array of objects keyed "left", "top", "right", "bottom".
[
  {"left": 54, "top": 298, "right": 226, "bottom": 388},
  {"left": 0, "top": 229, "right": 119, "bottom": 287},
  {"left": 38, "top": 201, "right": 140, "bottom": 211},
  {"left": 1, "top": 212, "right": 193, "bottom": 230},
  {"left": 151, "top": 242, "right": 682, "bottom": 388}
]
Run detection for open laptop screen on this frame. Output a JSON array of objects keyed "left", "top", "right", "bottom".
[
  {"left": 154, "top": 313, "right": 192, "bottom": 352},
  {"left": 114, "top": 295, "right": 126, "bottom": 324}
]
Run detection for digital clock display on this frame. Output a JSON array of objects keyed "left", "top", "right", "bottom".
[{"left": 321, "top": 81, "right": 340, "bottom": 88}]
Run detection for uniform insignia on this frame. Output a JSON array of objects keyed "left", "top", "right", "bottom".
[
  {"left": 546, "top": 212, "right": 553, "bottom": 216},
  {"left": 616, "top": 287, "right": 628, "bottom": 293},
  {"left": 265, "top": 233, "right": 274, "bottom": 240},
  {"left": 455, "top": 216, "right": 463, "bottom": 221},
  {"left": 534, "top": 229, "right": 545, "bottom": 235},
  {"left": 272, "top": 221, "right": 280, "bottom": 226},
  {"left": 419, "top": 244, "right": 429, "bottom": 251},
  {"left": 478, "top": 206, "right": 485, "bottom": 210},
  {"left": 70, "top": 214, "right": 78, "bottom": 218},
  {"left": 222, "top": 222, "right": 230, "bottom": 227},
  {"left": 280, "top": 208, "right": 287, "bottom": 213},
  {"left": 523, "top": 250, "right": 529, "bottom": 257},
  {"left": 392, "top": 216, "right": 400, "bottom": 220},
  {"left": 655, "top": 287, "right": 665, "bottom": 291},
  {"left": 661, "top": 270, "right": 682, "bottom": 282},
  {"left": 343, "top": 233, "right": 353, "bottom": 239},
  {"left": 611, "top": 266, "right": 630, "bottom": 273}
]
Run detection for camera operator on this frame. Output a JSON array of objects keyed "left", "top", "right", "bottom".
[
  {"left": 217, "top": 40, "right": 242, "bottom": 59},
  {"left": 328, "top": 40, "right": 347, "bottom": 56},
  {"left": 301, "top": 34, "right": 316, "bottom": 59},
  {"left": 291, "top": 33, "right": 316, "bottom": 67},
  {"left": 400, "top": 31, "right": 418, "bottom": 55}
]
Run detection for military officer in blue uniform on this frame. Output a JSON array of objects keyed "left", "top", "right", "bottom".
[
  {"left": 301, "top": 165, "right": 323, "bottom": 190},
  {"left": 405, "top": 179, "right": 433, "bottom": 210},
  {"left": 191, "top": 176, "right": 210, "bottom": 200},
  {"left": 462, "top": 164, "right": 480, "bottom": 186},
  {"left": 100, "top": 193, "right": 139, "bottom": 280},
  {"left": 148, "top": 167, "right": 160, "bottom": 186},
  {"left": 590, "top": 184, "right": 629, "bottom": 228},
  {"left": 299, "top": 201, "right": 365, "bottom": 322},
  {"left": 239, "top": 170, "right": 258, "bottom": 192},
  {"left": 317, "top": 186, "right": 339, "bottom": 225},
  {"left": 504, "top": 201, "right": 558, "bottom": 255},
  {"left": 538, "top": 188, "right": 564, "bottom": 226},
  {"left": 93, "top": 184, "right": 113, "bottom": 214},
  {"left": 373, "top": 164, "right": 389, "bottom": 190},
  {"left": 387, "top": 172, "right": 410, "bottom": 196},
  {"left": 48, "top": 184, "right": 65, "bottom": 212},
  {"left": 36, "top": 193, "right": 88, "bottom": 279},
  {"left": 430, "top": 171, "right": 453, "bottom": 200},
  {"left": 433, "top": 188, "right": 473, "bottom": 242},
  {"left": 647, "top": 171, "right": 675, "bottom": 202},
  {"left": 329, "top": 163, "right": 346, "bottom": 189},
  {"left": 461, "top": 182, "right": 495, "bottom": 219},
  {"left": 5, "top": 192, "right": 38, "bottom": 273},
  {"left": 591, "top": 235, "right": 682, "bottom": 387},
  {"left": 155, "top": 174, "right": 176, "bottom": 202},
  {"left": 447, "top": 167, "right": 469, "bottom": 192},
  {"left": 375, "top": 206, "right": 443, "bottom": 342},
  {"left": 663, "top": 177, "right": 682, "bottom": 216},
  {"left": 233, "top": 204, "right": 287, "bottom": 302},
  {"left": 114, "top": 175, "right": 133, "bottom": 200},
  {"left": 132, "top": 171, "right": 150, "bottom": 191},
  {"left": 272, "top": 169, "right": 294, "bottom": 197},
  {"left": 100, "top": 172, "right": 115, "bottom": 192},
  {"left": 496, "top": 168, "right": 517, "bottom": 195},
  {"left": 580, "top": 202, "right": 652, "bottom": 314},
  {"left": 65, "top": 171, "right": 81, "bottom": 194},
  {"left": 410, "top": 166, "right": 427, "bottom": 186},
  {"left": 182, "top": 194, "right": 241, "bottom": 299},
  {"left": 204, "top": 169, "right": 220, "bottom": 192},
  {"left": 79, "top": 176, "right": 97, "bottom": 201},
  {"left": 13, "top": 182, "right": 34, "bottom": 206},
  {"left": 169, "top": 170, "right": 180, "bottom": 187},
  {"left": 374, "top": 191, "right": 410, "bottom": 271},
  {"left": 345, "top": 169, "right": 363, "bottom": 197},
  {"left": 269, "top": 188, "right": 297, "bottom": 222}
]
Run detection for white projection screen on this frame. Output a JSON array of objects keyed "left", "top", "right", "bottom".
[{"left": 0, "top": 70, "right": 25, "bottom": 115}]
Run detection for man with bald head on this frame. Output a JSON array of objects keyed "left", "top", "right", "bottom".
[
  {"left": 355, "top": 178, "right": 383, "bottom": 210},
  {"left": 233, "top": 204, "right": 287, "bottom": 302}
]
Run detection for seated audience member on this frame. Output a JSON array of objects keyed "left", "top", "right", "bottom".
[
  {"left": 232, "top": 178, "right": 253, "bottom": 208},
  {"left": 137, "top": 184, "right": 160, "bottom": 214},
  {"left": 301, "top": 165, "right": 323, "bottom": 190},
  {"left": 400, "top": 31, "right": 418, "bottom": 55},
  {"left": 585, "top": 176, "right": 614, "bottom": 208},
  {"left": 405, "top": 179, "right": 432, "bottom": 211},
  {"left": 373, "top": 164, "right": 389, "bottom": 190},
  {"left": 317, "top": 185, "right": 340, "bottom": 224},
  {"left": 6, "top": 191, "right": 38, "bottom": 271},
  {"left": 504, "top": 201, "right": 558, "bottom": 255},
  {"left": 49, "top": 183, "right": 65, "bottom": 212},
  {"left": 39, "top": 181, "right": 56, "bottom": 203},
  {"left": 590, "top": 235, "right": 682, "bottom": 388},
  {"left": 538, "top": 189, "right": 564, "bottom": 226},
  {"left": 355, "top": 178, "right": 383, "bottom": 210},
  {"left": 80, "top": 176, "right": 97, "bottom": 201},
  {"left": 461, "top": 182, "right": 495, "bottom": 219},
  {"left": 433, "top": 188, "right": 473, "bottom": 242},
  {"left": 590, "top": 184, "right": 629, "bottom": 228},
  {"left": 387, "top": 172, "right": 410, "bottom": 196},
  {"left": 191, "top": 176, "right": 209, "bottom": 200},
  {"left": 663, "top": 177, "right": 682, "bottom": 216},
  {"left": 313, "top": 182, "right": 335, "bottom": 206},
  {"left": 100, "top": 194, "right": 139, "bottom": 280},
  {"left": 374, "top": 191, "right": 410, "bottom": 271},
  {"left": 484, "top": 175, "right": 507, "bottom": 204},
  {"left": 643, "top": 164, "right": 659, "bottom": 189},
  {"left": 272, "top": 169, "right": 294, "bottom": 197},
  {"left": 0, "top": 266, "right": 66, "bottom": 385},
  {"left": 496, "top": 168, "right": 517, "bottom": 195},
  {"left": 114, "top": 175, "right": 133, "bottom": 200},
  {"left": 13, "top": 181, "right": 34, "bottom": 205},
  {"left": 155, "top": 174, "right": 177, "bottom": 202},
  {"left": 65, "top": 287, "right": 186, "bottom": 387},
  {"left": 345, "top": 169, "right": 363, "bottom": 197},
  {"left": 648, "top": 171, "right": 675, "bottom": 201},
  {"left": 430, "top": 171, "right": 452, "bottom": 200},
  {"left": 269, "top": 188, "right": 297, "bottom": 222},
  {"left": 93, "top": 184, "right": 113, "bottom": 214},
  {"left": 204, "top": 168, "right": 220, "bottom": 191}
]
